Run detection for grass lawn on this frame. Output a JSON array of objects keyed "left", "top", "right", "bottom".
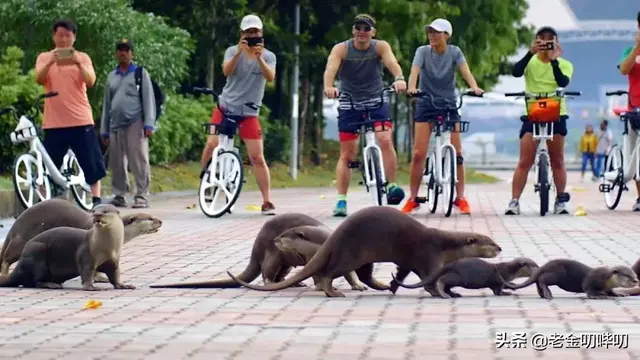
[{"left": 0, "top": 159, "right": 500, "bottom": 195}]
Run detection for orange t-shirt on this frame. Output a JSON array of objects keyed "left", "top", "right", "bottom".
[{"left": 35, "top": 49, "right": 95, "bottom": 129}]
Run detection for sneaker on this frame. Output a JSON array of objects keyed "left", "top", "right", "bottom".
[
  {"left": 333, "top": 200, "right": 347, "bottom": 217},
  {"left": 505, "top": 199, "right": 520, "bottom": 215},
  {"left": 261, "top": 202, "right": 276, "bottom": 215},
  {"left": 109, "top": 195, "right": 127, "bottom": 207},
  {"left": 132, "top": 196, "right": 148, "bottom": 209},
  {"left": 401, "top": 198, "right": 420, "bottom": 214},
  {"left": 387, "top": 185, "right": 405, "bottom": 205},
  {"left": 632, "top": 198, "right": 640, "bottom": 212},
  {"left": 553, "top": 192, "right": 571, "bottom": 215},
  {"left": 453, "top": 197, "right": 471, "bottom": 214},
  {"left": 92, "top": 197, "right": 102, "bottom": 209}
]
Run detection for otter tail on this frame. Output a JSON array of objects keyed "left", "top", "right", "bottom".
[
  {"left": 149, "top": 259, "right": 261, "bottom": 288},
  {"left": 356, "top": 264, "right": 390, "bottom": 291},
  {"left": 391, "top": 266, "right": 447, "bottom": 290},
  {"left": 501, "top": 269, "right": 541, "bottom": 290},
  {"left": 228, "top": 243, "right": 331, "bottom": 291},
  {"left": 0, "top": 235, "right": 11, "bottom": 275}
]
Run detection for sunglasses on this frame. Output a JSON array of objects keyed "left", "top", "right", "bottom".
[{"left": 354, "top": 24, "right": 371, "bottom": 32}]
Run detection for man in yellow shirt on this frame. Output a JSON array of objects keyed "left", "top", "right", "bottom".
[
  {"left": 505, "top": 26, "right": 574, "bottom": 215},
  {"left": 579, "top": 124, "right": 598, "bottom": 182}
]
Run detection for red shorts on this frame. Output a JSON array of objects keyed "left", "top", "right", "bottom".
[
  {"left": 339, "top": 121, "right": 393, "bottom": 142},
  {"left": 210, "top": 107, "right": 262, "bottom": 140}
]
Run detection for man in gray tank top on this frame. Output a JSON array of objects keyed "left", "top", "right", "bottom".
[
  {"left": 323, "top": 14, "right": 408, "bottom": 217},
  {"left": 400, "top": 18, "right": 484, "bottom": 216},
  {"left": 198, "top": 14, "right": 277, "bottom": 215}
]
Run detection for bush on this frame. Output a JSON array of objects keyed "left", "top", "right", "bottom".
[{"left": 0, "top": 46, "right": 45, "bottom": 173}]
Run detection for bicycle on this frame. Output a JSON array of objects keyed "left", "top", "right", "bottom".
[
  {"left": 407, "top": 90, "right": 482, "bottom": 217},
  {"left": 504, "top": 88, "right": 581, "bottom": 216},
  {"left": 194, "top": 86, "right": 259, "bottom": 218},
  {"left": 340, "top": 85, "right": 396, "bottom": 206},
  {"left": 599, "top": 90, "right": 640, "bottom": 210},
  {"left": 1, "top": 92, "right": 94, "bottom": 211}
]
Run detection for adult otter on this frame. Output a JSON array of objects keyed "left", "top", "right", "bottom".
[
  {"left": 149, "top": 213, "right": 341, "bottom": 288},
  {"left": 0, "top": 204, "right": 135, "bottom": 291},
  {"left": 227, "top": 206, "right": 502, "bottom": 297},
  {"left": 503, "top": 259, "right": 638, "bottom": 299},
  {"left": 391, "top": 257, "right": 539, "bottom": 298},
  {"left": 0, "top": 199, "right": 162, "bottom": 281},
  {"left": 273, "top": 226, "right": 367, "bottom": 291}
]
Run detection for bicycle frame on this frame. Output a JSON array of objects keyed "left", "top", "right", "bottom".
[
  {"left": 429, "top": 117, "right": 457, "bottom": 186},
  {"left": 531, "top": 121, "right": 554, "bottom": 188},
  {"left": 602, "top": 115, "right": 640, "bottom": 184}
]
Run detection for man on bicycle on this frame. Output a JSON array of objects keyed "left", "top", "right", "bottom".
[
  {"left": 323, "top": 14, "right": 407, "bottom": 217},
  {"left": 617, "top": 11, "right": 640, "bottom": 211},
  {"left": 401, "top": 18, "right": 483, "bottom": 215},
  {"left": 505, "top": 26, "right": 574, "bottom": 215},
  {"left": 199, "top": 14, "right": 277, "bottom": 215}
]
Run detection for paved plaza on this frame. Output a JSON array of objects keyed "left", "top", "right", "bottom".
[{"left": 1, "top": 171, "right": 640, "bottom": 359}]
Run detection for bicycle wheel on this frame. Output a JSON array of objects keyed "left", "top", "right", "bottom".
[
  {"left": 441, "top": 146, "right": 456, "bottom": 217},
  {"left": 12, "top": 153, "right": 51, "bottom": 209},
  {"left": 426, "top": 153, "right": 438, "bottom": 213},
  {"left": 65, "top": 153, "right": 93, "bottom": 211},
  {"left": 367, "top": 148, "right": 384, "bottom": 206},
  {"left": 538, "top": 153, "right": 550, "bottom": 216},
  {"left": 601, "top": 145, "right": 624, "bottom": 210},
  {"left": 198, "top": 150, "right": 244, "bottom": 218}
]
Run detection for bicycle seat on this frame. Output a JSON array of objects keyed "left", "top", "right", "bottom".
[{"left": 613, "top": 106, "right": 629, "bottom": 116}]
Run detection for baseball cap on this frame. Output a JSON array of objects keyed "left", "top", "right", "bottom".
[
  {"left": 426, "top": 18, "right": 453, "bottom": 36},
  {"left": 115, "top": 38, "right": 133, "bottom": 50},
  {"left": 354, "top": 14, "right": 376, "bottom": 28},
  {"left": 536, "top": 26, "right": 557, "bottom": 37},
  {"left": 240, "top": 14, "right": 263, "bottom": 31}
]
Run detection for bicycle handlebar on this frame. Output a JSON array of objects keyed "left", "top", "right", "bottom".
[
  {"left": 0, "top": 91, "right": 58, "bottom": 121},
  {"left": 504, "top": 89, "right": 582, "bottom": 99},
  {"left": 338, "top": 85, "right": 395, "bottom": 111},
  {"left": 605, "top": 90, "right": 629, "bottom": 97},
  {"left": 193, "top": 86, "right": 260, "bottom": 111},
  {"left": 407, "top": 89, "right": 483, "bottom": 111}
]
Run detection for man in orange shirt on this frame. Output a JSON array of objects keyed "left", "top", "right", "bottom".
[{"left": 35, "top": 19, "right": 106, "bottom": 208}]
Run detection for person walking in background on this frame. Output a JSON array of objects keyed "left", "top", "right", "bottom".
[
  {"left": 579, "top": 124, "right": 598, "bottom": 182},
  {"left": 594, "top": 119, "right": 613, "bottom": 177},
  {"left": 100, "top": 39, "right": 155, "bottom": 209},
  {"left": 35, "top": 19, "right": 106, "bottom": 208}
]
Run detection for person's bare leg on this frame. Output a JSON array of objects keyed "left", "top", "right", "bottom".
[
  {"left": 91, "top": 182, "right": 100, "bottom": 197},
  {"left": 336, "top": 140, "right": 359, "bottom": 195},
  {"left": 200, "top": 134, "right": 219, "bottom": 169},
  {"left": 511, "top": 133, "right": 537, "bottom": 199},
  {"left": 547, "top": 134, "right": 567, "bottom": 195},
  {"left": 407, "top": 123, "right": 432, "bottom": 199},
  {"left": 244, "top": 138, "right": 271, "bottom": 203},
  {"left": 374, "top": 126, "right": 397, "bottom": 183},
  {"left": 450, "top": 130, "right": 465, "bottom": 199}
]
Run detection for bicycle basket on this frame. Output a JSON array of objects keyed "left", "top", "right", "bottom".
[
  {"left": 446, "top": 120, "right": 470, "bottom": 133},
  {"left": 527, "top": 98, "right": 561, "bottom": 123}
]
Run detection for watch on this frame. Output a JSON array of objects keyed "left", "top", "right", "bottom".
[{"left": 394, "top": 75, "right": 405, "bottom": 81}]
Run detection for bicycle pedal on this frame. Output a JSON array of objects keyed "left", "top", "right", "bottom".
[
  {"left": 598, "top": 183, "right": 611, "bottom": 193},
  {"left": 415, "top": 196, "right": 427, "bottom": 203},
  {"left": 347, "top": 161, "right": 361, "bottom": 169}
]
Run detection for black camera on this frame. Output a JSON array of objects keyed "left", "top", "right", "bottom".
[
  {"left": 246, "top": 37, "right": 263, "bottom": 47},
  {"left": 541, "top": 41, "right": 554, "bottom": 50}
]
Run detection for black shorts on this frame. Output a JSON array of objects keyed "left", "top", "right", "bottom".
[
  {"left": 42, "top": 124, "right": 107, "bottom": 185},
  {"left": 414, "top": 103, "right": 461, "bottom": 123},
  {"left": 519, "top": 115, "right": 568, "bottom": 139}
]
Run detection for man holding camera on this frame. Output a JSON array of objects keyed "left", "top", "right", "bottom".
[
  {"left": 35, "top": 19, "right": 106, "bottom": 208},
  {"left": 199, "top": 14, "right": 277, "bottom": 215},
  {"left": 617, "top": 11, "right": 640, "bottom": 211},
  {"left": 505, "top": 26, "right": 574, "bottom": 215}
]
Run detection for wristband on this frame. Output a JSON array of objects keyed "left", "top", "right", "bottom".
[{"left": 394, "top": 76, "right": 405, "bottom": 81}]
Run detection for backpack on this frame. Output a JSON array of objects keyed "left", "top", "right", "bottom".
[{"left": 134, "top": 66, "right": 165, "bottom": 124}]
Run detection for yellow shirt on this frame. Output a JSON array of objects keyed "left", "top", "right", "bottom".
[
  {"left": 579, "top": 133, "right": 598, "bottom": 153},
  {"left": 524, "top": 55, "right": 574, "bottom": 116}
]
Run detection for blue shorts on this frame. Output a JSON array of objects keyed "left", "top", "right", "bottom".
[
  {"left": 43, "top": 124, "right": 107, "bottom": 185},
  {"left": 519, "top": 115, "right": 568, "bottom": 139},
  {"left": 337, "top": 102, "right": 391, "bottom": 142}
]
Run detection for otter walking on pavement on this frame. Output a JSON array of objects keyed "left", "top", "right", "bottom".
[
  {"left": 0, "top": 204, "right": 135, "bottom": 291},
  {"left": 227, "top": 206, "right": 502, "bottom": 297}
]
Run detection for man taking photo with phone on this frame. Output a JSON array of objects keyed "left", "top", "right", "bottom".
[
  {"left": 199, "top": 14, "right": 277, "bottom": 215},
  {"left": 35, "top": 19, "right": 106, "bottom": 208}
]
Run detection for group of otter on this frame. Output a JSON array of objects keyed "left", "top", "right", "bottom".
[{"left": 2, "top": 200, "right": 639, "bottom": 300}]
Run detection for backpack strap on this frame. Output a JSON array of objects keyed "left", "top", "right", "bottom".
[{"left": 134, "top": 66, "right": 145, "bottom": 121}]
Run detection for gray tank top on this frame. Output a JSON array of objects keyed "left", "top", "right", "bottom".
[{"left": 337, "top": 39, "right": 384, "bottom": 106}]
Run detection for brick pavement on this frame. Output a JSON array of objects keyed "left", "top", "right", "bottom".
[{"left": 1, "top": 170, "right": 640, "bottom": 359}]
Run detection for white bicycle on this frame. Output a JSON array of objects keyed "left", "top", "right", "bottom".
[
  {"left": 599, "top": 90, "right": 640, "bottom": 210},
  {"left": 195, "top": 87, "right": 258, "bottom": 218},
  {"left": 505, "top": 88, "right": 581, "bottom": 216},
  {"left": 340, "top": 86, "right": 396, "bottom": 206},
  {"left": 1, "top": 92, "right": 93, "bottom": 211},
  {"left": 409, "top": 90, "right": 482, "bottom": 217}
]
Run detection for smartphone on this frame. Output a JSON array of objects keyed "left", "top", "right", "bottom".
[
  {"left": 246, "top": 37, "right": 263, "bottom": 47},
  {"left": 56, "top": 48, "right": 74, "bottom": 59}
]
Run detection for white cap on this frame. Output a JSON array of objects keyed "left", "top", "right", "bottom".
[
  {"left": 240, "top": 14, "right": 263, "bottom": 31},
  {"left": 426, "top": 18, "right": 453, "bottom": 36}
]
